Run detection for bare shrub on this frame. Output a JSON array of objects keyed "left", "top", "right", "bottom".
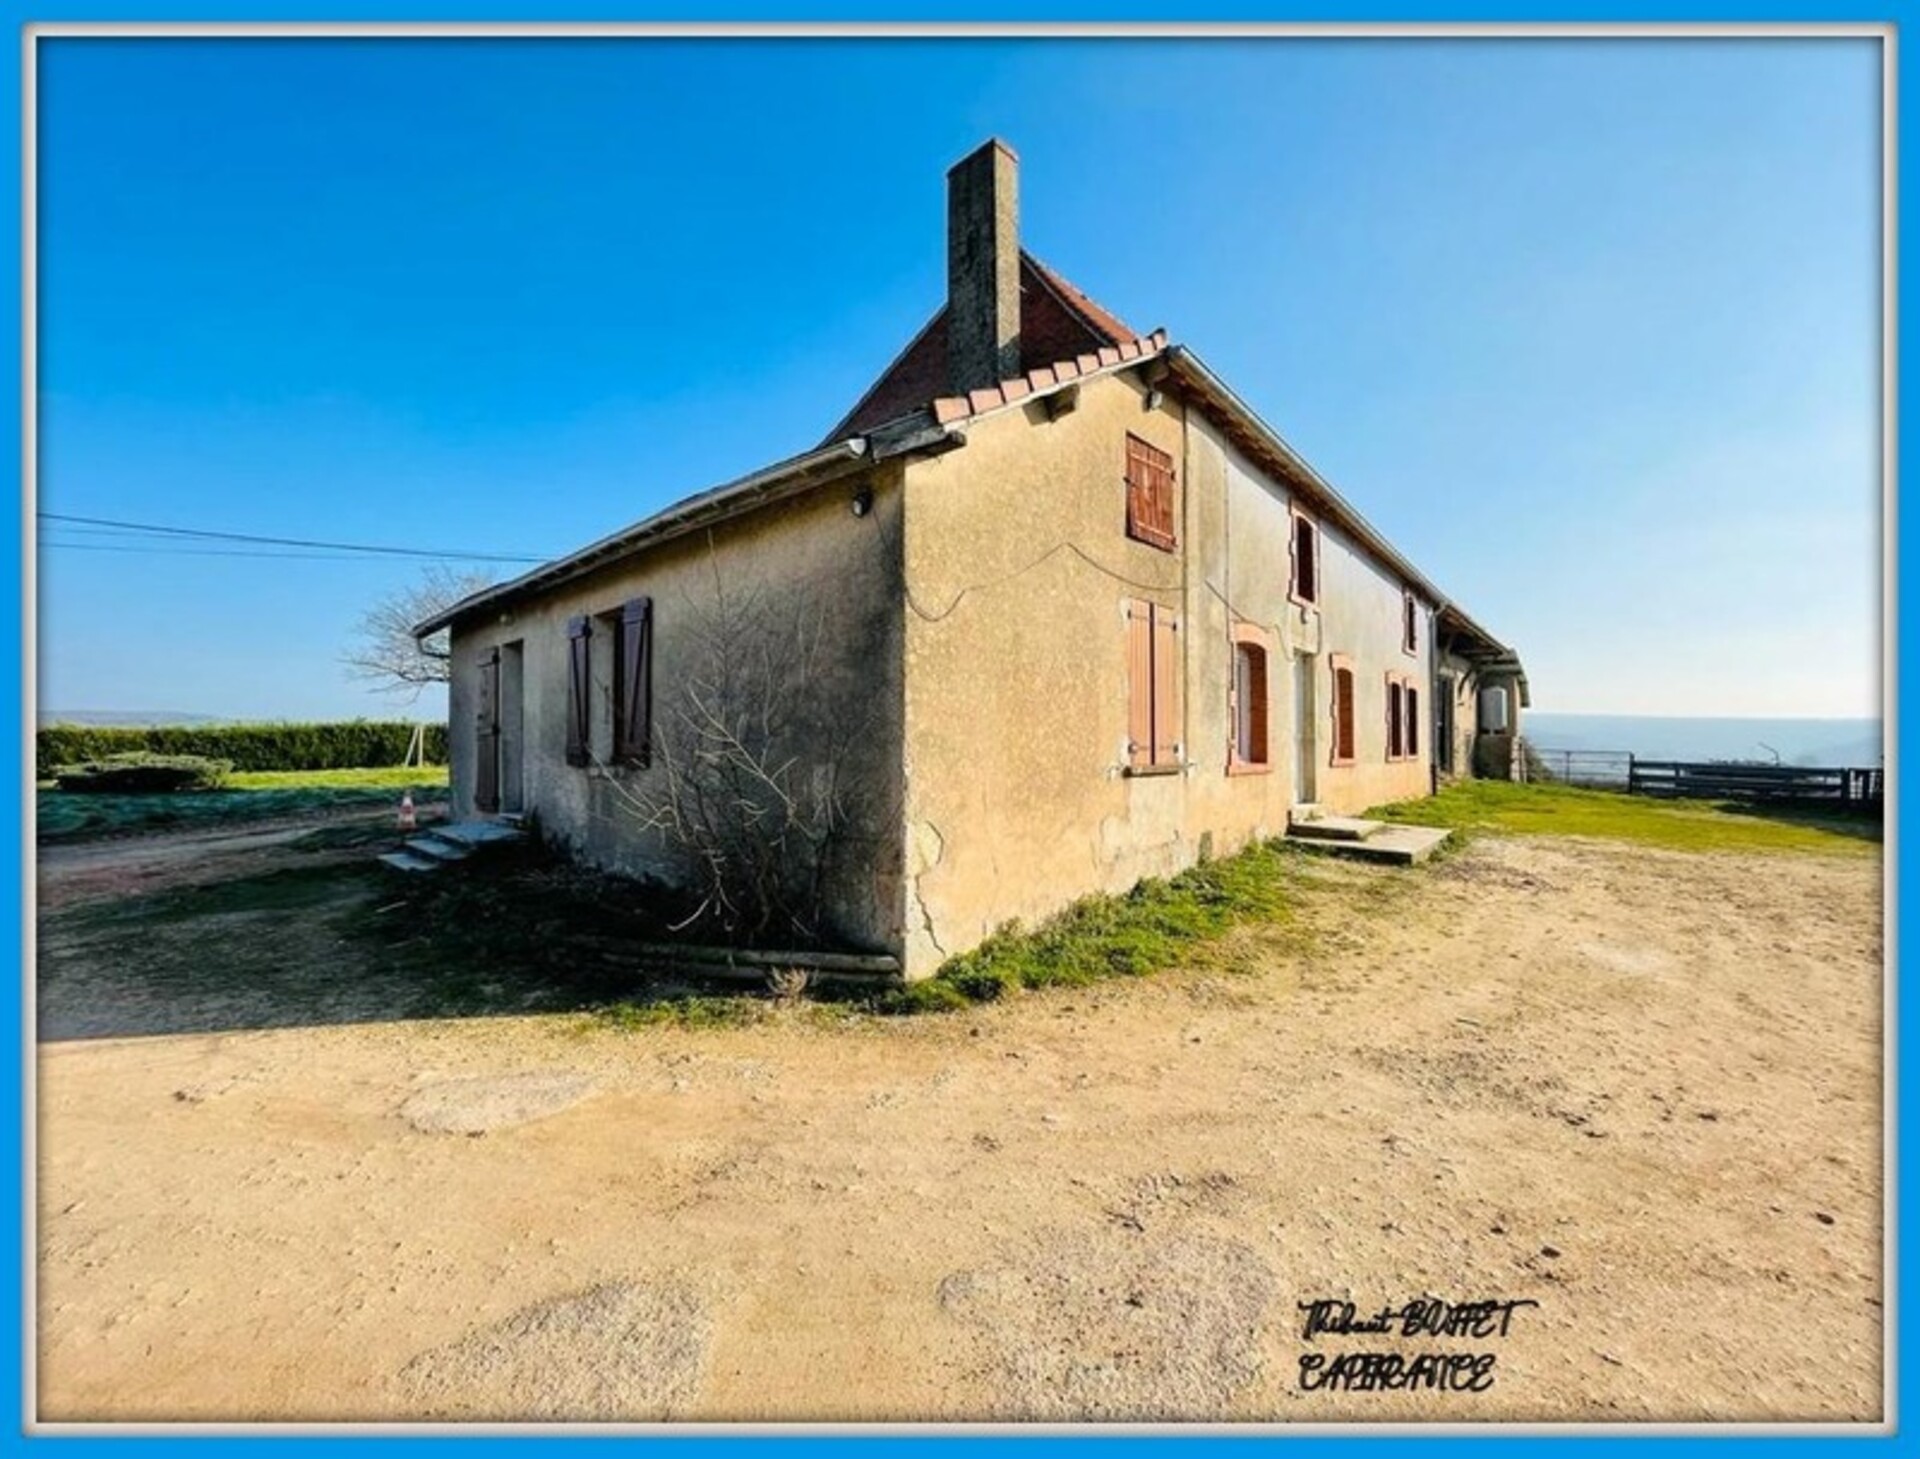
[
  {"left": 598, "top": 556, "right": 890, "bottom": 950},
  {"left": 764, "top": 967, "right": 812, "bottom": 1002}
]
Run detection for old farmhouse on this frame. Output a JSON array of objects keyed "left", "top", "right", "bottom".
[{"left": 416, "top": 139, "right": 1529, "bottom": 980}]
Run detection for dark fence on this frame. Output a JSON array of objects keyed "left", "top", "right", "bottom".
[
  {"left": 1628, "top": 759, "right": 1883, "bottom": 809},
  {"left": 1522, "top": 747, "right": 1634, "bottom": 789}
]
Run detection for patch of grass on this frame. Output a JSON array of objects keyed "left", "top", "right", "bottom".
[
  {"left": 37, "top": 777, "right": 451, "bottom": 843},
  {"left": 1367, "top": 780, "right": 1879, "bottom": 857},
  {"left": 226, "top": 765, "right": 449, "bottom": 791},
  {"left": 596, "top": 996, "right": 765, "bottom": 1031},
  {"left": 872, "top": 839, "right": 1304, "bottom": 1014}
]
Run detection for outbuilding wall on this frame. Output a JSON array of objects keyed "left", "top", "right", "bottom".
[{"left": 446, "top": 464, "right": 908, "bottom": 955}]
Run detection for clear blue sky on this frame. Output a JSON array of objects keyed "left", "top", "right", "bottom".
[{"left": 37, "top": 35, "right": 1882, "bottom": 722}]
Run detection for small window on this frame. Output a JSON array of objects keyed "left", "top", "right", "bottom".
[
  {"left": 1329, "top": 655, "right": 1356, "bottom": 766},
  {"left": 1229, "top": 626, "right": 1272, "bottom": 773},
  {"left": 1124, "top": 434, "right": 1178, "bottom": 552},
  {"left": 589, "top": 608, "right": 623, "bottom": 764},
  {"left": 1403, "top": 592, "right": 1419, "bottom": 655},
  {"left": 1407, "top": 685, "right": 1421, "bottom": 759},
  {"left": 1126, "top": 598, "right": 1183, "bottom": 772},
  {"left": 1290, "top": 509, "right": 1320, "bottom": 607},
  {"left": 1387, "top": 676, "right": 1406, "bottom": 760}
]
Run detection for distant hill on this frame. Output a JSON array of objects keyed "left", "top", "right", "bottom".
[{"left": 38, "top": 710, "right": 227, "bottom": 728}]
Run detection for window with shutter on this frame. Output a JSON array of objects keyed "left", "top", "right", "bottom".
[
  {"left": 1228, "top": 624, "right": 1272, "bottom": 773},
  {"left": 1387, "top": 677, "right": 1406, "bottom": 760},
  {"left": 1403, "top": 591, "right": 1420, "bottom": 656},
  {"left": 1125, "top": 598, "right": 1183, "bottom": 773},
  {"left": 565, "top": 616, "right": 592, "bottom": 768},
  {"left": 1124, "top": 434, "right": 1178, "bottom": 553},
  {"left": 616, "top": 596, "right": 653, "bottom": 767},
  {"left": 1290, "top": 509, "right": 1321, "bottom": 608},
  {"left": 1328, "top": 655, "right": 1356, "bottom": 766},
  {"left": 1407, "top": 685, "right": 1421, "bottom": 759}
]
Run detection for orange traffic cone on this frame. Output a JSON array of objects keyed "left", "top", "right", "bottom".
[{"left": 398, "top": 792, "right": 416, "bottom": 833}]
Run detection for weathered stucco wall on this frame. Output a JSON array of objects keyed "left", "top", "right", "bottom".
[
  {"left": 1434, "top": 649, "right": 1482, "bottom": 784},
  {"left": 447, "top": 465, "right": 907, "bottom": 955},
  {"left": 897, "top": 372, "right": 1435, "bottom": 978}
]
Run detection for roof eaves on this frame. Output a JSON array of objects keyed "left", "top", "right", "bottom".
[
  {"left": 926, "top": 328, "right": 1171, "bottom": 429},
  {"left": 413, "top": 437, "right": 874, "bottom": 639}
]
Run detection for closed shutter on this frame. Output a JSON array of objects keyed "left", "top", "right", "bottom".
[
  {"left": 1246, "top": 645, "right": 1268, "bottom": 763},
  {"left": 616, "top": 596, "right": 653, "bottom": 767},
  {"left": 1407, "top": 686, "right": 1420, "bottom": 758},
  {"left": 565, "top": 615, "right": 591, "bottom": 768},
  {"left": 475, "top": 648, "right": 501, "bottom": 813},
  {"left": 1126, "top": 599, "right": 1153, "bottom": 769},
  {"left": 1331, "top": 663, "right": 1355, "bottom": 764},
  {"left": 1387, "top": 679, "right": 1403, "bottom": 759},
  {"left": 1152, "top": 607, "right": 1181, "bottom": 767}
]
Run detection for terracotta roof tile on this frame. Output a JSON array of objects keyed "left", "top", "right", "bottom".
[{"left": 827, "top": 251, "right": 1143, "bottom": 441}]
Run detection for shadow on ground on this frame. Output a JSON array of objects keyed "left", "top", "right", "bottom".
[
  {"left": 1714, "top": 801, "right": 1884, "bottom": 846},
  {"left": 36, "top": 832, "right": 810, "bottom": 1042}
]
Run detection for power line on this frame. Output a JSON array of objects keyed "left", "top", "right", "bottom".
[
  {"left": 37, "top": 512, "right": 550, "bottom": 565},
  {"left": 39, "top": 538, "right": 499, "bottom": 563}
]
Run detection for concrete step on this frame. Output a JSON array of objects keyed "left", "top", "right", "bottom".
[
  {"left": 378, "top": 850, "right": 443, "bottom": 874},
  {"left": 1287, "top": 815, "right": 1384, "bottom": 842},
  {"left": 1289, "top": 803, "right": 1324, "bottom": 824},
  {"left": 433, "top": 819, "right": 528, "bottom": 850},
  {"left": 405, "top": 834, "right": 471, "bottom": 863},
  {"left": 1292, "top": 824, "right": 1452, "bottom": 866}
]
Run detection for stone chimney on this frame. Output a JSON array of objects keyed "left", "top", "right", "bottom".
[{"left": 946, "top": 138, "right": 1021, "bottom": 395}]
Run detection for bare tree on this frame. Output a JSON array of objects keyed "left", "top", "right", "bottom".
[
  {"left": 344, "top": 566, "right": 495, "bottom": 699},
  {"left": 596, "top": 566, "right": 890, "bottom": 949}
]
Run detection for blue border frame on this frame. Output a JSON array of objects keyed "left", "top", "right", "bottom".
[{"left": 3, "top": 10, "right": 1902, "bottom": 1448}]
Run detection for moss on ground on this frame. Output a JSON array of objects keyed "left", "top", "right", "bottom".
[{"left": 876, "top": 839, "right": 1305, "bottom": 1014}]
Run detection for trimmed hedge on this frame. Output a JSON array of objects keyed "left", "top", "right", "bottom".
[
  {"left": 37, "top": 720, "right": 448, "bottom": 779},
  {"left": 54, "top": 753, "right": 232, "bottom": 794}
]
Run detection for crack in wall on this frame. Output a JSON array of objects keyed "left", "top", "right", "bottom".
[{"left": 910, "top": 820, "right": 949, "bottom": 960}]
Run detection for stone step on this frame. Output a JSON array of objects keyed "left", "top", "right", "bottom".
[
  {"left": 433, "top": 819, "right": 529, "bottom": 850},
  {"left": 1287, "top": 815, "right": 1384, "bottom": 842},
  {"left": 405, "top": 834, "right": 471, "bottom": 863},
  {"left": 1292, "top": 824, "right": 1452, "bottom": 866},
  {"left": 378, "top": 850, "right": 444, "bottom": 875}
]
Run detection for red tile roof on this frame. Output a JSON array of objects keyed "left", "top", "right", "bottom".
[
  {"left": 824, "top": 251, "right": 1142, "bottom": 442},
  {"left": 923, "top": 328, "right": 1169, "bottom": 428}
]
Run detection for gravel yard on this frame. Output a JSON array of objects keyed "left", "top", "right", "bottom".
[{"left": 35, "top": 822, "right": 1883, "bottom": 1424}]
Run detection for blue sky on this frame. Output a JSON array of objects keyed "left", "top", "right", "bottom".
[{"left": 37, "top": 35, "right": 1882, "bottom": 721}]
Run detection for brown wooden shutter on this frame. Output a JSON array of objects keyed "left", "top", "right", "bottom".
[
  {"left": 1331, "top": 663, "right": 1355, "bottom": 764},
  {"left": 1152, "top": 607, "right": 1181, "bottom": 768},
  {"left": 1125, "top": 435, "right": 1177, "bottom": 552},
  {"left": 615, "top": 596, "right": 652, "bottom": 767},
  {"left": 475, "top": 648, "right": 501, "bottom": 813},
  {"left": 1126, "top": 599, "right": 1153, "bottom": 769},
  {"left": 565, "top": 615, "right": 591, "bottom": 767},
  {"left": 1247, "top": 645, "right": 1269, "bottom": 763}
]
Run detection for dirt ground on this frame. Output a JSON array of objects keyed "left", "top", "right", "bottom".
[{"left": 34, "top": 823, "right": 1884, "bottom": 1424}]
